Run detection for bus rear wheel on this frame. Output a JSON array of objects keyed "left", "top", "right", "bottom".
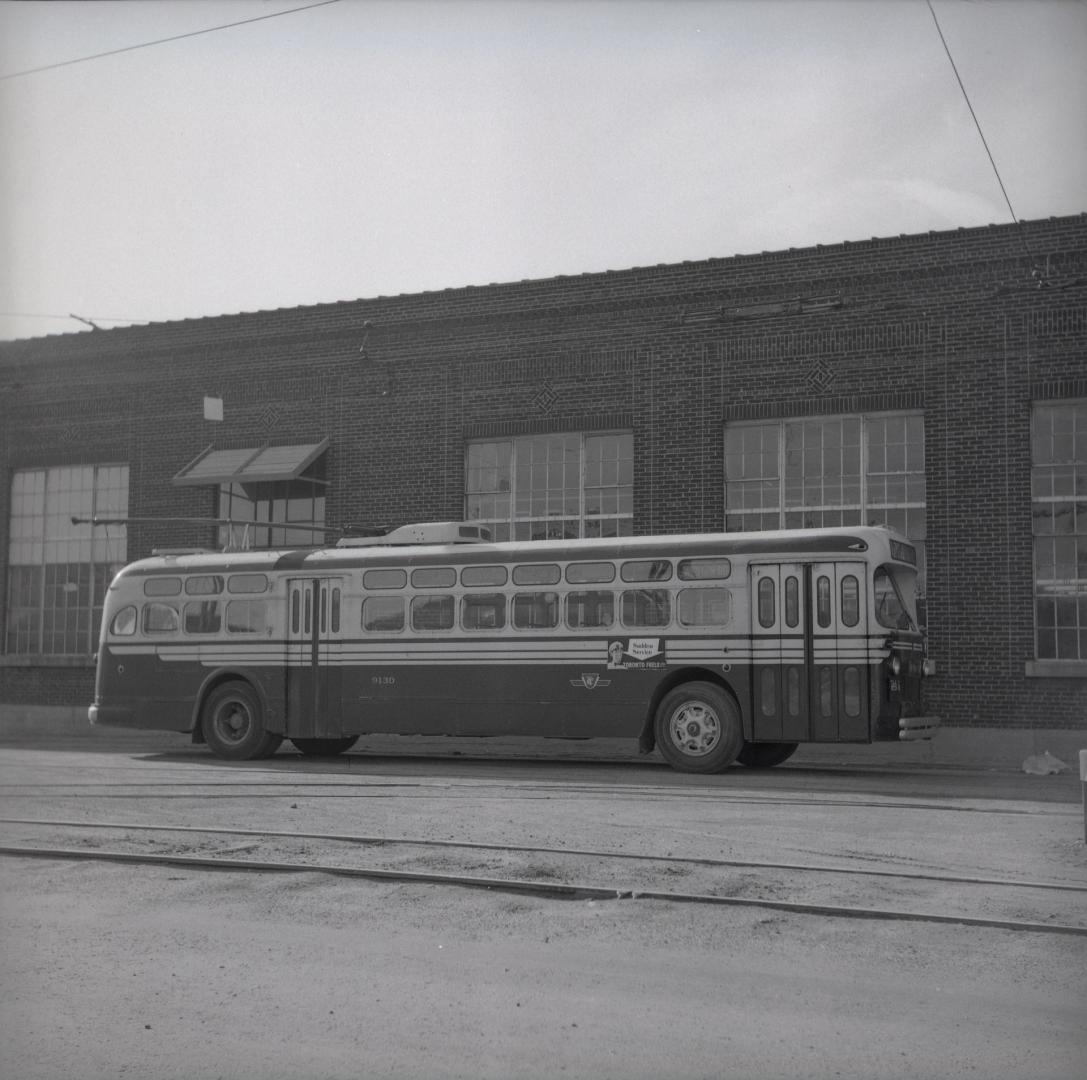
[
  {"left": 736, "top": 741, "right": 799, "bottom": 768},
  {"left": 291, "top": 737, "right": 360, "bottom": 757},
  {"left": 201, "top": 682, "right": 282, "bottom": 761},
  {"left": 654, "top": 681, "right": 743, "bottom": 774}
]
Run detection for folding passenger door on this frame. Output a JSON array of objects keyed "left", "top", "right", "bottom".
[
  {"left": 286, "top": 577, "right": 345, "bottom": 739},
  {"left": 809, "top": 562, "right": 869, "bottom": 740},
  {"left": 749, "top": 563, "right": 809, "bottom": 741}
]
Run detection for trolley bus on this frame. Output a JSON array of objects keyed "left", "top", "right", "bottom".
[{"left": 89, "top": 522, "right": 938, "bottom": 772}]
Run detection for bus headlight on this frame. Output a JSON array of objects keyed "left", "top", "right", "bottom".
[{"left": 890, "top": 655, "right": 903, "bottom": 676}]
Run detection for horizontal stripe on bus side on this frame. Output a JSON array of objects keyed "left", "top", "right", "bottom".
[{"left": 107, "top": 643, "right": 891, "bottom": 664}]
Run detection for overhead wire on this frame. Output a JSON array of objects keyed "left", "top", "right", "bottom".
[
  {"left": 925, "top": 0, "right": 1034, "bottom": 264},
  {"left": 0, "top": 0, "right": 341, "bottom": 81}
]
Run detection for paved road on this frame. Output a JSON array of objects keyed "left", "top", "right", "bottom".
[{"left": 2, "top": 736, "right": 1085, "bottom": 1080}]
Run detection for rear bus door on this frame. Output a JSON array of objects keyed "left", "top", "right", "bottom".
[
  {"left": 286, "top": 577, "right": 345, "bottom": 739},
  {"left": 749, "top": 563, "right": 808, "bottom": 741}
]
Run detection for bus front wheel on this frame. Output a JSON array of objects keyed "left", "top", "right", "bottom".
[
  {"left": 201, "top": 682, "right": 282, "bottom": 761},
  {"left": 654, "top": 681, "right": 743, "bottom": 774},
  {"left": 291, "top": 737, "right": 360, "bottom": 757}
]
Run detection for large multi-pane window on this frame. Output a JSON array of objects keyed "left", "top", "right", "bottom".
[
  {"left": 6, "top": 465, "right": 129, "bottom": 655},
  {"left": 725, "top": 413, "right": 927, "bottom": 604},
  {"left": 1032, "top": 400, "right": 1087, "bottom": 661},
  {"left": 466, "top": 432, "right": 633, "bottom": 541},
  {"left": 725, "top": 414, "right": 926, "bottom": 535}
]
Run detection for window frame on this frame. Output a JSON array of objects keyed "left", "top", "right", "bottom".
[
  {"left": 465, "top": 430, "right": 633, "bottom": 541},
  {"left": 5, "top": 463, "right": 129, "bottom": 657},
  {"left": 1030, "top": 399, "right": 1087, "bottom": 667}
]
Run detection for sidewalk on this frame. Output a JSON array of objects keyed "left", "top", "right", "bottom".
[{"left": 1, "top": 704, "right": 1083, "bottom": 776}]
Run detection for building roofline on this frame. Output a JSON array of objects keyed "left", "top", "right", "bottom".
[{"left": 2, "top": 212, "right": 1084, "bottom": 356}]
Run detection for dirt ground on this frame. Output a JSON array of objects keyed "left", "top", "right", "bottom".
[{"left": 1, "top": 737, "right": 1085, "bottom": 1079}]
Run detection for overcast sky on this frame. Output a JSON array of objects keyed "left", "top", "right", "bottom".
[{"left": 1, "top": 0, "right": 1084, "bottom": 342}]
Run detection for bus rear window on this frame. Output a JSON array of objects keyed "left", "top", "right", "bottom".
[{"left": 110, "top": 606, "right": 137, "bottom": 636}]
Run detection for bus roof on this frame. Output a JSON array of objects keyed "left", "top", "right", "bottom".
[{"left": 112, "top": 525, "right": 917, "bottom": 580}]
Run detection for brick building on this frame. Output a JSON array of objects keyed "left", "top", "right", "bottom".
[{"left": 1, "top": 213, "right": 1085, "bottom": 743}]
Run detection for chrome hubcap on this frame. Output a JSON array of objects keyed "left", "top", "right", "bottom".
[{"left": 668, "top": 701, "right": 720, "bottom": 756}]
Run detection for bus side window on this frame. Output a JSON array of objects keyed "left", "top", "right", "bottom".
[
  {"left": 461, "top": 565, "right": 507, "bottom": 587},
  {"left": 411, "top": 567, "right": 456, "bottom": 589},
  {"left": 462, "top": 593, "right": 506, "bottom": 631},
  {"left": 512, "top": 592, "right": 559, "bottom": 630},
  {"left": 364, "top": 569, "right": 407, "bottom": 589},
  {"left": 184, "top": 600, "right": 221, "bottom": 634},
  {"left": 566, "top": 562, "right": 616, "bottom": 584},
  {"left": 621, "top": 560, "right": 672, "bottom": 583},
  {"left": 110, "top": 606, "right": 137, "bottom": 636},
  {"left": 144, "top": 577, "right": 181, "bottom": 597},
  {"left": 143, "top": 603, "right": 179, "bottom": 634},
  {"left": 621, "top": 589, "right": 670, "bottom": 627},
  {"left": 678, "top": 558, "right": 731, "bottom": 581},
  {"left": 363, "top": 596, "right": 405, "bottom": 633},
  {"left": 227, "top": 574, "right": 268, "bottom": 594},
  {"left": 677, "top": 588, "right": 731, "bottom": 627},
  {"left": 411, "top": 595, "right": 454, "bottom": 632},
  {"left": 566, "top": 590, "right": 615, "bottom": 629},
  {"left": 185, "top": 575, "right": 224, "bottom": 596},
  {"left": 226, "top": 599, "right": 266, "bottom": 634},
  {"left": 512, "top": 563, "right": 561, "bottom": 586}
]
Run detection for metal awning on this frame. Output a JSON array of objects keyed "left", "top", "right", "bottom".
[{"left": 172, "top": 439, "right": 329, "bottom": 486}]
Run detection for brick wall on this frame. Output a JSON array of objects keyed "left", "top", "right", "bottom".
[{"left": 2, "top": 214, "right": 1086, "bottom": 728}]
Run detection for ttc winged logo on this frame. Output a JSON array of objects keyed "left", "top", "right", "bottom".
[{"left": 570, "top": 673, "right": 611, "bottom": 690}]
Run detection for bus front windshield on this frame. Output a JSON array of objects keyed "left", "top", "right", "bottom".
[{"left": 874, "top": 566, "right": 918, "bottom": 631}]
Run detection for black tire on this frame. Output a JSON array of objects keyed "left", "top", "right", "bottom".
[
  {"left": 291, "top": 736, "right": 360, "bottom": 757},
  {"left": 736, "top": 741, "right": 799, "bottom": 768},
  {"left": 201, "top": 681, "right": 282, "bottom": 761},
  {"left": 654, "top": 681, "right": 743, "bottom": 774}
]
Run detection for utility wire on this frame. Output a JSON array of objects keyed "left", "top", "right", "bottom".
[
  {"left": 0, "top": 0, "right": 341, "bottom": 81},
  {"left": 925, "top": 0, "right": 1033, "bottom": 262},
  {"left": 0, "top": 312, "right": 141, "bottom": 325}
]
